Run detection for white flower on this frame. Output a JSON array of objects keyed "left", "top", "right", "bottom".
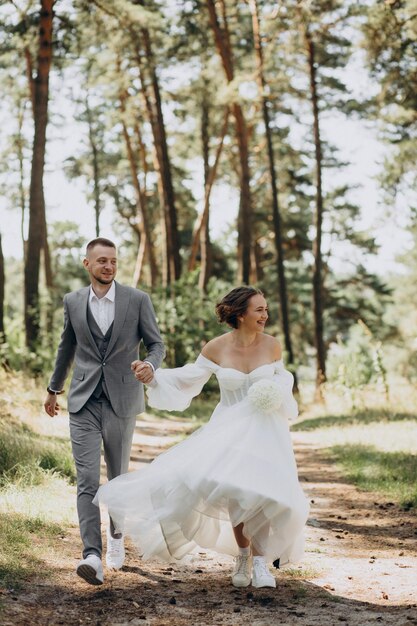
[{"left": 247, "top": 379, "right": 283, "bottom": 416}]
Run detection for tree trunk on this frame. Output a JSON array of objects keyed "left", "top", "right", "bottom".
[
  {"left": 24, "top": 0, "right": 54, "bottom": 350},
  {"left": 16, "top": 103, "right": 28, "bottom": 260},
  {"left": 306, "top": 30, "right": 326, "bottom": 396},
  {"left": 85, "top": 94, "right": 101, "bottom": 236},
  {"left": 206, "top": 0, "right": 253, "bottom": 284},
  {"left": 132, "top": 234, "right": 147, "bottom": 288},
  {"left": 26, "top": 31, "right": 54, "bottom": 322},
  {"left": 249, "top": 0, "right": 297, "bottom": 386},
  {"left": 188, "top": 107, "right": 229, "bottom": 277},
  {"left": 198, "top": 89, "right": 212, "bottom": 292},
  {"left": 0, "top": 234, "right": 5, "bottom": 342},
  {"left": 130, "top": 23, "right": 181, "bottom": 285},
  {"left": 119, "top": 89, "right": 158, "bottom": 286}
]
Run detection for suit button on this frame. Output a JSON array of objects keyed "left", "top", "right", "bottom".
[{"left": 103, "top": 362, "right": 106, "bottom": 366}]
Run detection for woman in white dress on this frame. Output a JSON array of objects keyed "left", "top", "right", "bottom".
[{"left": 94, "top": 287, "right": 309, "bottom": 589}]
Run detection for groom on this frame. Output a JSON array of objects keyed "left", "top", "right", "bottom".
[{"left": 44, "top": 237, "right": 165, "bottom": 585}]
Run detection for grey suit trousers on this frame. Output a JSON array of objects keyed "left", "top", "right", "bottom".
[{"left": 70, "top": 397, "right": 136, "bottom": 559}]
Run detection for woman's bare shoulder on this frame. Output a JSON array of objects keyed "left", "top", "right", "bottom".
[
  {"left": 201, "top": 334, "right": 230, "bottom": 363},
  {"left": 262, "top": 334, "right": 282, "bottom": 360}
]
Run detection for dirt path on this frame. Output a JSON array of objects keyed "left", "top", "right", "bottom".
[{"left": 1, "top": 414, "right": 417, "bottom": 626}]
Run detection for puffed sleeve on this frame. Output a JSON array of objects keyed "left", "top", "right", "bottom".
[
  {"left": 146, "top": 354, "right": 217, "bottom": 412},
  {"left": 273, "top": 361, "right": 299, "bottom": 421}
]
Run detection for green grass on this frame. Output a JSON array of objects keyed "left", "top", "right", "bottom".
[
  {"left": 0, "top": 512, "right": 63, "bottom": 589},
  {"left": 295, "top": 406, "right": 417, "bottom": 510},
  {"left": 0, "top": 418, "right": 76, "bottom": 487},
  {"left": 292, "top": 407, "right": 417, "bottom": 432},
  {"left": 327, "top": 444, "right": 417, "bottom": 509}
]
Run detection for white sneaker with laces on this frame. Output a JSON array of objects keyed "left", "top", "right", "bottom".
[
  {"left": 106, "top": 528, "right": 125, "bottom": 570},
  {"left": 232, "top": 554, "right": 252, "bottom": 587},
  {"left": 76, "top": 554, "right": 104, "bottom": 585},
  {"left": 252, "top": 557, "right": 276, "bottom": 588}
]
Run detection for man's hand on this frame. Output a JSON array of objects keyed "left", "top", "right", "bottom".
[
  {"left": 44, "top": 393, "right": 61, "bottom": 417},
  {"left": 131, "top": 360, "right": 154, "bottom": 385}
]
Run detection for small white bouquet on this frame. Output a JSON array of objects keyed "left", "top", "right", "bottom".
[{"left": 247, "top": 379, "right": 283, "bottom": 416}]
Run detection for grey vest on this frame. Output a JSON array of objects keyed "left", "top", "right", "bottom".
[{"left": 86, "top": 304, "right": 114, "bottom": 399}]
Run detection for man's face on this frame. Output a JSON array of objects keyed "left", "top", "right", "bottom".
[{"left": 83, "top": 244, "right": 118, "bottom": 285}]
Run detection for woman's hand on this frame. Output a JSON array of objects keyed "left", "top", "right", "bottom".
[{"left": 131, "top": 360, "right": 154, "bottom": 385}]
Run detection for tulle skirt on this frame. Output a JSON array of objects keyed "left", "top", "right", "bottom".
[{"left": 94, "top": 399, "right": 309, "bottom": 564}]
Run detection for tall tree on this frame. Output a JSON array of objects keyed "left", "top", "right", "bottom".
[
  {"left": 0, "top": 234, "right": 5, "bottom": 343},
  {"left": 132, "top": 25, "right": 182, "bottom": 284},
  {"left": 248, "top": 0, "right": 296, "bottom": 374},
  {"left": 85, "top": 92, "right": 101, "bottom": 238},
  {"left": 206, "top": 0, "right": 254, "bottom": 284},
  {"left": 24, "top": 0, "right": 55, "bottom": 349},
  {"left": 362, "top": 0, "right": 417, "bottom": 203},
  {"left": 305, "top": 24, "right": 326, "bottom": 393},
  {"left": 119, "top": 88, "right": 158, "bottom": 286}
]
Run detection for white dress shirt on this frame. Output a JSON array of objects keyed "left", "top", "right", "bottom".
[
  {"left": 89, "top": 282, "right": 116, "bottom": 335},
  {"left": 88, "top": 281, "right": 154, "bottom": 373}
]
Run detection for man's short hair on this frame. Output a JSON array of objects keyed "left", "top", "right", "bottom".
[{"left": 86, "top": 238, "right": 116, "bottom": 255}]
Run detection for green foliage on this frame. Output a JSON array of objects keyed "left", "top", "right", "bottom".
[
  {"left": 149, "top": 272, "right": 232, "bottom": 368},
  {"left": 0, "top": 310, "right": 62, "bottom": 376},
  {"left": 0, "top": 0, "right": 412, "bottom": 386},
  {"left": 362, "top": 0, "right": 417, "bottom": 200},
  {"left": 328, "top": 444, "right": 417, "bottom": 510},
  {"left": 326, "top": 323, "right": 389, "bottom": 407},
  {"left": 48, "top": 221, "right": 88, "bottom": 301},
  {"left": 385, "top": 213, "right": 417, "bottom": 382},
  {"left": 0, "top": 419, "right": 76, "bottom": 488}
]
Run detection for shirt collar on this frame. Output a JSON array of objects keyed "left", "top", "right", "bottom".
[{"left": 89, "top": 281, "right": 116, "bottom": 303}]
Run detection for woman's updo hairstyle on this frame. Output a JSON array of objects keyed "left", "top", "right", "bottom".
[{"left": 216, "top": 286, "right": 263, "bottom": 329}]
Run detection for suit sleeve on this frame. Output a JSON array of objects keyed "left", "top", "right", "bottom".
[
  {"left": 49, "top": 296, "right": 77, "bottom": 391},
  {"left": 138, "top": 293, "right": 165, "bottom": 370}
]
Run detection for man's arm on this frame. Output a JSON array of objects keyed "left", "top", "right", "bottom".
[
  {"left": 44, "top": 297, "right": 77, "bottom": 417},
  {"left": 134, "top": 293, "right": 165, "bottom": 384}
]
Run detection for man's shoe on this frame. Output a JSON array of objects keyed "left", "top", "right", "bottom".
[
  {"left": 76, "top": 554, "right": 104, "bottom": 585},
  {"left": 252, "top": 557, "right": 276, "bottom": 588},
  {"left": 106, "top": 528, "right": 125, "bottom": 570},
  {"left": 232, "top": 554, "right": 252, "bottom": 588}
]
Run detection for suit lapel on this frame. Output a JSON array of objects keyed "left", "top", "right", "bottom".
[
  {"left": 77, "top": 287, "right": 102, "bottom": 358},
  {"left": 105, "top": 281, "right": 130, "bottom": 357}
]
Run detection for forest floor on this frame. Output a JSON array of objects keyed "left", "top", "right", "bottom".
[{"left": 1, "top": 409, "right": 417, "bottom": 626}]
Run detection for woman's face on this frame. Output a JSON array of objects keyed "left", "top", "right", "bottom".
[{"left": 239, "top": 294, "right": 268, "bottom": 332}]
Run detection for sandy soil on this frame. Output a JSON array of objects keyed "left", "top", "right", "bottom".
[{"left": 1, "top": 414, "right": 416, "bottom": 626}]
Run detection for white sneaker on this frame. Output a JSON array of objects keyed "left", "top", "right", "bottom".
[
  {"left": 232, "top": 554, "right": 252, "bottom": 587},
  {"left": 252, "top": 557, "right": 276, "bottom": 588},
  {"left": 76, "top": 554, "right": 104, "bottom": 585},
  {"left": 106, "top": 528, "right": 125, "bottom": 570}
]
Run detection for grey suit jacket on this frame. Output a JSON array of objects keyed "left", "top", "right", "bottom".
[{"left": 49, "top": 282, "right": 165, "bottom": 418}]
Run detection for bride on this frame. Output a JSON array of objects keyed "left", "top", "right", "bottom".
[{"left": 94, "top": 286, "right": 309, "bottom": 589}]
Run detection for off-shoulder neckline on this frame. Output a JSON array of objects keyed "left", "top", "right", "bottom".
[{"left": 197, "top": 353, "right": 283, "bottom": 375}]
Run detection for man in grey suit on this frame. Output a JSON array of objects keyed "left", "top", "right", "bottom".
[{"left": 44, "top": 237, "right": 164, "bottom": 585}]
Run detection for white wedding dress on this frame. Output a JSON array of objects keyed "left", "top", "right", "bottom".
[{"left": 94, "top": 355, "right": 309, "bottom": 564}]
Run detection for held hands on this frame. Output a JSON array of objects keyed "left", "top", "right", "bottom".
[
  {"left": 131, "top": 360, "right": 154, "bottom": 385},
  {"left": 44, "top": 393, "right": 61, "bottom": 417}
]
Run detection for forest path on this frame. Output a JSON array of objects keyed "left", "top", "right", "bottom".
[{"left": 1, "top": 413, "right": 417, "bottom": 626}]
